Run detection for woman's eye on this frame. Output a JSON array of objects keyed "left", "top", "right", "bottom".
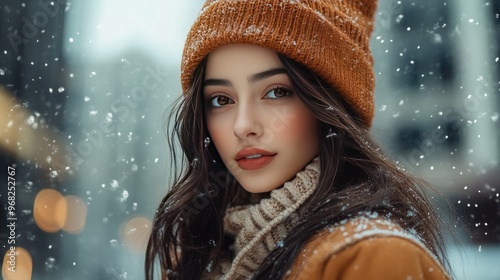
[
  {"left": 265, "top": 87, "right": 291, "bottom": 99},
  {"left": 209, "top": 95, "right": 233, "bottom": 108}
]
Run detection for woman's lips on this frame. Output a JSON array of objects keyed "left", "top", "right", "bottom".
[
  {"left": 235, "top": 148, "right": 276, "bottom": 170},
  {"left": 236, "top": 154, "right": 276, "bottom": 170}
]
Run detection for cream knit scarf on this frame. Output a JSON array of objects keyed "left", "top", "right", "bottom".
[{"left": 208, "top": 158, "right": 320, "bottom": 279}]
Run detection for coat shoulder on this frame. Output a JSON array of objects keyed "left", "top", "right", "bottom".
[{"left": 286, "top": 217, "right": 450, "bottom": 280}]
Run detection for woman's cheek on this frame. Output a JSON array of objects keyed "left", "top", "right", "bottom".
[{"left": 280, "top": 105, "right": 316, "bottom": 134}]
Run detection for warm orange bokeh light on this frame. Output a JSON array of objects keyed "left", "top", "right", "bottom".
[
  {"left": 2, "top": 247, "right": 32, "bottom": 280},
  {"left": 33, "top": 188, "right": 65, "bottom": 233},
  {"left": 58, "top": 195, "right": 87, "bottom": 234},
  {"left": 121, "top": 217, "right": 152, "bottom": 253},
  {"left": 34, "top": 189, "right": 87, "bottom": 234}
]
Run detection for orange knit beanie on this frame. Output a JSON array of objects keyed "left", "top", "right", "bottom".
[{"left": 181, "top": 0, "right": 378, "bottom": 127}]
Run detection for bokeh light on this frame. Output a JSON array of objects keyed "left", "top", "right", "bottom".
[
  {"left": 58, "top": 195, "right": 88, "bottom": 234},
  {"left": 33, "top": 189, "right": 65, "bottom": 233},
  {"left": 120, "top": 216, "right": 152, "bottom": 253},
  {"left": 2, "top": 247, "right": 33, "bottom": 280},
  {"left": 34, "top": 189, "right": 87, "bottom": 234}
]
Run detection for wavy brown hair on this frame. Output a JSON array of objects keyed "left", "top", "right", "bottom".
[{"left": 145, "top": 53, "right": 449, "bottom": 279}]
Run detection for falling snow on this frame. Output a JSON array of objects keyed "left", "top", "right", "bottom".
[
  {"left": 110, "top": 180, "right": 119, "bottom": 190},
  {"left": 110, "top": 239, "right": 119, "bottom": 247},
  {"left": 1, "top": 1, "right": 498, "bottom": 279},
  {"left": 119, "top": 190, "right": 129, "bottom": 202},
  {"left": 491, "top": 113, "right": 499, "bottom": 122},
  {"left": 45, "top": 257, "right": 57, "bottom": 272},
  {"left": 49, "top": 170, "right": 58, "bottom": 178}
]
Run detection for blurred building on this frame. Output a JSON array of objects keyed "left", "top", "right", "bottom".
[
  {"left": 373, "top": 0, "right": 499, "bottom": 186},
  {"left": 372, "top": 0, "right": 500, "bottom": 278},
  {"left": 1, "top": 0, "right": 203, "bottom": 279}
]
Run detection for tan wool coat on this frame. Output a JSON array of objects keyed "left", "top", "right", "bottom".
[{"left": 286, "top": 218, "right": 450, "bottom": 280}]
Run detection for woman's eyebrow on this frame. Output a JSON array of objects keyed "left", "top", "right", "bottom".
[
  {"left": 204, "top": 78, "right": 232, "bottom": 87},
  {"left": 204, "top": 67, "right": 288, "bottom": 87},
  {"left": 248, "top": 67, "right": 288, "bottom": 83}
]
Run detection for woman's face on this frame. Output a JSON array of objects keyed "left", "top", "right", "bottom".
[{"left": 204, "top": 44, "right": 319, "bottom": 193}]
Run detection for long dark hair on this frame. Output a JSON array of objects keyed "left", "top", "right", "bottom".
[{"left": 145, "top": 53, "right": 449, "bottom": 279}]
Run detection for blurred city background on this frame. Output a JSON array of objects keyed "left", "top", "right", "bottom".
[{"left": 0, "top": 0, "right": 499, "bottom": 279}]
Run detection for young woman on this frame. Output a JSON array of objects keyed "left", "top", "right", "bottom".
[{"left": 146, "top": 0, "right": 451, "bottom": 279}]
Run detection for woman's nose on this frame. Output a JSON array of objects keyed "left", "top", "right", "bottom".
[{"left": 233, "top": 104, "right": 263, "bottom": 139}]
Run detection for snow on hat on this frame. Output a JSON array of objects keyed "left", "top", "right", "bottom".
[{"left": 181, "top": 0, "right": 378, "bottom": 127}]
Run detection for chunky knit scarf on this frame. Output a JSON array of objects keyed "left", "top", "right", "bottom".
[{"left": 207, "top": 158, "right": 320, "bottom": 279}]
